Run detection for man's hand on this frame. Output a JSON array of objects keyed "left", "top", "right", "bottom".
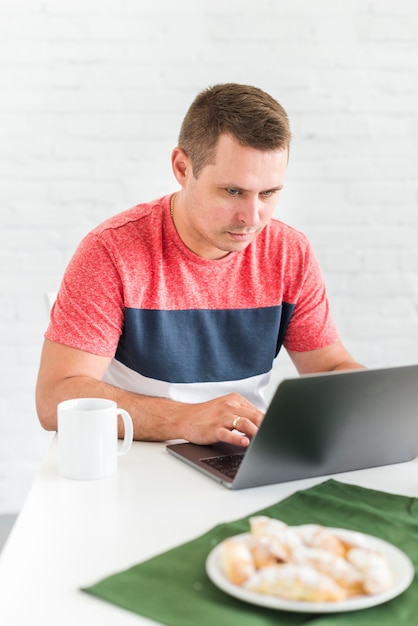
[{"left": 176, "top": 392, "right": 263, "bottom": 447}]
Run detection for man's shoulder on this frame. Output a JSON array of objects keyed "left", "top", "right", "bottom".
[
  {"left": 263, "top": 217, "right": 311, "bottom": 255},
  {"left": 92, "top": 196, "right": 168, "bottom": 237},
  {"left": 268, "top": 216, "right": 308, "bottom": 240}
]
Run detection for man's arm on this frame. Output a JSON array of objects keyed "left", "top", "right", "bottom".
[
  {"left": 35, "top": 339, "right": 262, "bottom": 447},
  {"left": 288, "top": 340, "right": 364, "bottom": 375}
]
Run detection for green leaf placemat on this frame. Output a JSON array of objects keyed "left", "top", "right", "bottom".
[{"left": 83, "top": 479, "right": 418, "bottom": 625}]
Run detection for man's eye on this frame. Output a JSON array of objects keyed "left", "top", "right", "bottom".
[{"left": 226, "top": 188, "right": 241, "bottom": 196}]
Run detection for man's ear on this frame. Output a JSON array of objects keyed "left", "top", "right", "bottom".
[{"left": 171, "top": 147, "right": 191, "bottom": 184}]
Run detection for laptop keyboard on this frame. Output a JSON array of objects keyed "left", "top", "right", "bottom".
[{"left": 201, "top": 453, "right": 245, "bottom": 479}]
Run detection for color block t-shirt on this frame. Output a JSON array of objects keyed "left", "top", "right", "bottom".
[{"left": 46, "top": 195, "right": 339, "bottom": 410}]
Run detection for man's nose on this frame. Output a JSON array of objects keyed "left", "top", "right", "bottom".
[{"left": 237, "top": 198, "right": 260, "bottom": 227}]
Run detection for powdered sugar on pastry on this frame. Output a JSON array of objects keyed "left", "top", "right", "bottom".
[
  {"left": 219, "top": 537, "right": 255, "bottom": 585},
  {"left": 245, "top": 563, "right": 346, "bottom": 602},
  {"left": 290, "top": 546, "right": 364, "bottom": 596},
  {"left": 347, "top": 547, "right": 393, "bottom": 594},
  {"left": 249, "top": 516, "right": 302, "bottom": 560},
  {"left": 295, "top": 524, "right": 347, "bottom": 557},
  {"left": 248, "top": 535, "right": 283, "bottom": 569}
]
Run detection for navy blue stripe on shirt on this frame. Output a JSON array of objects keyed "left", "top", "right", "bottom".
[{"left": 115, "top": 304, "right": 295, "bottom": 384}]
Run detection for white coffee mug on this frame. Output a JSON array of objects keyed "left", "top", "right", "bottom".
[{"left": 57, "top": 398, "right": 134, "bottom": 480}]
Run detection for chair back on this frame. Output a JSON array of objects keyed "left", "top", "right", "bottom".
[{"left": 45, "top": 292, "right": 57, "bottom": 311}]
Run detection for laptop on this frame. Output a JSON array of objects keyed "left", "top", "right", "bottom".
[{"left": 166, "top": 364, "right": 418, "bottom": 489}]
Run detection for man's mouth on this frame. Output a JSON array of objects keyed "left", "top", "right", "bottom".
[{"left": 227, "top": 230, "right": 257, "bottom": 241}]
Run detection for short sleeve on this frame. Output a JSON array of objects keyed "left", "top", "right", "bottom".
[
  {"left": 283, "top": 243, "right": 340, "bottom": 352},
  {"left": 45, "top": 232, "right": 125, "bottom": 357}
]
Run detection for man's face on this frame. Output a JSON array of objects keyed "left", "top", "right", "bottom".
[{"left": 174, "top": 133, "right": 288, "bottom": 260}]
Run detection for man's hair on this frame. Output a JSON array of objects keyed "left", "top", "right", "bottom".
[{"left": 178, "top": 83, "right": 291, "bottom": 178}]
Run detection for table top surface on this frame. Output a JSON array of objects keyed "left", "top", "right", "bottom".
[{"left": 1, "top": 436, "right": 418, "bottom": 625}]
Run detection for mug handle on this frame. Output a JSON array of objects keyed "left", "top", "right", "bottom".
[{"left": 117, "top": 409, "right": 134, "bottom": 456}]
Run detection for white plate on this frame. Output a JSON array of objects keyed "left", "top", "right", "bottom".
[{"left": 206, "top": 527, "right": 415, "bottom": 613}]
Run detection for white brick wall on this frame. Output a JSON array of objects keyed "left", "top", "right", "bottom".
[{"left": 1, "top": 0, "right": 417, "bottom": 513}]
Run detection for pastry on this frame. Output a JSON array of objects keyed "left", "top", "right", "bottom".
[
  {"left": 248, "top": 535, "right": 284, "bottom": 568},
  {"left": 245, "top": 563, "right": 347, "bottom": 602},
  {"left": 219, "top": 537, "right": 255, "bottom": 585},
  {"left": 249, "top": 515, "right": 302, "bottom": 560},
  {"left": 347, "top": 547, "right": 393, "bottom": 594},
  {"left": 290, "top": 545, "right": 364, "bottom": 596},
  {"left": 295, "top": 524, "right": 347, "bottom": 557}
]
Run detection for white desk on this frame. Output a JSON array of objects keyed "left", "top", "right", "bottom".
[{"left": 1, "top": 437, "right": 417, "bottom": 625}]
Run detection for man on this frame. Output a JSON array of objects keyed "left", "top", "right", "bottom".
[{"left": 36, "top": 83, "right": 363, "bottom": 448}]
